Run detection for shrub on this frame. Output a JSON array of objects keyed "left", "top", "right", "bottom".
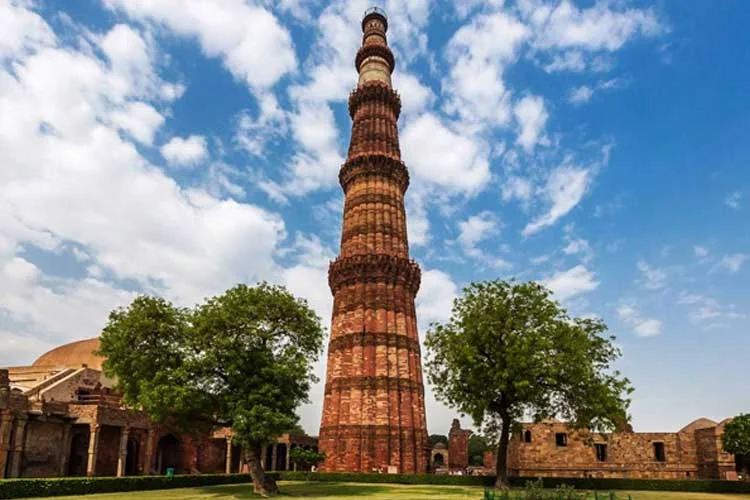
[{"left": 0, "top": 473, "right": 279, "bottom": 499}]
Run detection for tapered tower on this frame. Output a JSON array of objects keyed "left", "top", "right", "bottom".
[{"left": 318, "top": 7, "right": 429, "bottom": 473}]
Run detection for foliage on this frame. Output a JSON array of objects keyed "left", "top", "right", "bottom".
[
  {"left": 424, "top": 280, "right": 633, "bottom": 487},
  {"left": 722, "top": 414, "right": 750, "bottom": 457},
  {"left": 469, "top": 434, "right": 489, "bottom": 466},
  {"left": 0, "top": 473, "right": 278, "bottom": 499},
  {"left": 290, "top": 447, "right": 326, "bottom": 469},
  {"left": 483, "top": 479, "right": 586, "bottom": 499},
  {"left": 98, "top": 283, "right": 324, "bottom": 494},
  {"left": 429, "top": 434, "right": 448, "bottom": 448}
]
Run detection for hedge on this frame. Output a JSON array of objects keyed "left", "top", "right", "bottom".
[
  {"left": 0, "top": 473, "right": 278, "bottom": 499},
  {"left": 278, "top": 471, "right": 750, "bottom": 494},
  {"left": 3, "top": 471, "right": 750, "bottom": 498}
]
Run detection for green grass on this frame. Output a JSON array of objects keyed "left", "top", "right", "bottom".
[{"left": 24, "top": 481, "right": 750, "bottom": 500}]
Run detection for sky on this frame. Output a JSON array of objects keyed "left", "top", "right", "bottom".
[{"left": 1, "top": 0, "right": 748, "bottom": 437}]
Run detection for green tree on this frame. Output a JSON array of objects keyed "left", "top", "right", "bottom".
[
  {"left": 424, "top": 280, "right": 632, "bottom": 488},
  {"left": 289, "top": 447, "right": 326, "bottom": 470},
  {"left": 429, "top": 434, "right": 448, "bottom": 448},
  {"left": 98, "top": 283, "right": 324, "bottom": 495},
  {"left": 468, "top": 434, "right": 488, "bottom": 466},
  {"left": 722, "top": 414, "right": 750, "bottom": 474}
]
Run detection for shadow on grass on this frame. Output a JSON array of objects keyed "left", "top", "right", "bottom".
[{"left": 194, "top": 482, "right": 400, "bottom": 498}]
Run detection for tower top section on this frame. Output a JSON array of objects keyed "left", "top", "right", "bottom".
[
  {"left": 362, "top": 7, "right": 388, "bottom": 32},
  {"left": 357, "top": 7, "right": 394, "bottom": 87}
]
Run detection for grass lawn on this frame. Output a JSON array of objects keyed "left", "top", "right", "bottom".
[{"left": 24, "top": 481, "right": 750, "bottom": 500}]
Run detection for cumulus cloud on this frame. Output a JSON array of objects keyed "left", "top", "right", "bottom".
[
  {"left": 523, "top": 167, "right": 591, "bottom": 236},
  {"left": 717, "top": 254, "right": 748, "bottom": 273},
  {"left": 160, "top": 135, "right": 209, "bottom": 167},
  {"left": 617, "top": 304, "right": 662, "bottom": 337},
  {"left": 636, "top": 260, "right": 667, "bottom": 290},
  {"left": 0, "top": 6, "right": 289, "bottom": 366},
  {"left": 724, "top": 191, "right": 741, "bottom": 209},
  {"left": 569, "top": 85, "right": 594, "bottom": 105},
  {"left": 501, "top": 175, "right": 533, "bottom": 203},
  {"left": 514, "top": 94, "right": 548, "bottom": 152},
  {"left": 416, "top": 269, "right": 458, "bottom": 330},
  {"left": 401, "top": 113, "right": 491, "bottom": 195},
  {"left": 103, "top": 0, "right": 296, "bottom": 90},
  {"left": 543, "top": 265, "right": 599, "bottom": 301}
]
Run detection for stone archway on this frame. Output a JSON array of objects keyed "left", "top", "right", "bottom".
[
  {"left": 125, "top": 437, "right": 139, "bottom": 476},
  {"left": 67, "top": 428, "right": 89, "bottom": 477},
  {"left": 433, "top": 453, "right": 445, "bottom": 466},
  {"left": 156, "top": 434, "right": 181, "bottom": 474}
]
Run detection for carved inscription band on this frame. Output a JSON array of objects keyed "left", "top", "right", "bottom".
[
  {"left": 324, "top": 375, "right": 424, "bottom": 394},
  {"left": 320, "top": 424, "right": 427, "bottom": 438},
  {"left": 355, "top": 44, "right": 396, "bottom": 73},
  {"left": 328, "top": 254, "right": 420, "bottom": 294},
  {"left": 339, "top": 153, "right": 409, "bottom": 194},
  {"left": 348, "top": 82, "right": 401, "bottom": 118},
  {"left": 328, "top": 331, "right": 420, "bottom": 353},
  {"left": 344, "top": 192, "right": 403, "bottom": 212}
]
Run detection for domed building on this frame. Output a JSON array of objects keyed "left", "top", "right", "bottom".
[{"left": 1, "top": 337, "right": 317, "bottom": 479}]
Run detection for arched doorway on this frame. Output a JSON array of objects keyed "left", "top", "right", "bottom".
[
  {"left": 276, "top": 443, "right": 287, "bottom": 471},
  {"left": 433, "top": 453, "right": 445, "bottom": 467},
  {"left": 68, "top": 429, "right": 90, "bottom": 476},
  {"left": 125, "top": 437, "right": 140, "bottom": 476},
  {"left": 265, "top": 445, "right": 273, "bottom": 471},
  {"left": 156, "top": 435, "right": 181, "bottom": 474}
]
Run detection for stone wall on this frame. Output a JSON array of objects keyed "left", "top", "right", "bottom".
[
  {"left": 509, "top": 422, "right": 698, "bottom": 479},
  {"left": 20, "top": 420, "right": 65, "bottom": 478}
]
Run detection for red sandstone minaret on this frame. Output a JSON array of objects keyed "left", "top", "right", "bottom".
[{"left": 317, "top": 7, "right": 429, "bottom": 473}]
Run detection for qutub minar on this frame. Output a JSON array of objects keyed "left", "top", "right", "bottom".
[{"left": 317, "top": 7, "right": 430, "bottom": 473}]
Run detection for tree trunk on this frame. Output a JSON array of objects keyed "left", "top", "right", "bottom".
[
  {"left": 494, "top": 416, "right": 511, "bottom": 489},
  {"left": 247, "top": 445, "right": 278, "bottom": 496}
]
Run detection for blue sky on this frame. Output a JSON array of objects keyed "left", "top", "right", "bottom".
[{"left": 0, "top": 0, "right": 748, "bottom": 436}]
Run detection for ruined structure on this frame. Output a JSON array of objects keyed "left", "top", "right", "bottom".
[
  {"left": 0, "top": 339, "right": 318, "bottom": 478},
  {"left": 448, "top": 419, "right": 473, "bottom": 470},
  {"left": 317, "top": 7, "right": 429, "bottom": 473},
  {"left": 482, "top": 419, "right": 742, "bottom": 480}
]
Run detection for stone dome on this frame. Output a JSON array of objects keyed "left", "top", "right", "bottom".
[{"left": 32, "top": 337, "right": 104, "bottom": 370}]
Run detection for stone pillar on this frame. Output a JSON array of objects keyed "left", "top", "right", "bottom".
[
  {"left": 285, "top": 445, "right": 291, "bottom": 472},
  {"left": 225, "top": 437, "right": 233, "bottom": 474},
  {"left": 260, "top": 445, "right": 266, "bottom": 469},
  {"left": 270, "top": 443, "right": 278, "bottom": 472},
  {"left": 9, "top": 416, "right": 27, "bottom": 478},
  {"left": 144, "top": 428, "right": 155, "bottom": 475},
  {"left": 58, "top": 422, "right": 72, "bottom": 477},
  {"left": 0, "top": 412, "right": 13, "bottom": 479},
  {"left": 116, "top": 426, "right": 130, "bottom": 477},
  {"left": 86, "top": 423, "right": 100, "bottom": 477}
]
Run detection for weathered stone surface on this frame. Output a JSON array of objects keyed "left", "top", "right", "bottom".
[
  {"left": 318, "top": 8, "right": 428, "bottom": 474},
  {"left": 448, "top": 419, "right": 472, "bottom": 470}
]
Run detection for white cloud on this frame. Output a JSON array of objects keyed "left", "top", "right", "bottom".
[
  {"left": 563, "top": 236, "right": 592, "bottom": 262},
  {"left": 416, "top": 269, "right": 458, "bottom": 330},
  {"left": 393, "top": 71, "right": 435, "bottom": 118},
  {"left": 501, "top": 175, "right": 533, "bottom": 203},
  {"left": 693, "top": 246, "right": 709, "bottom": 258},
  {"left": 724, "top": 191, "right": 741, "bottom": 209},
  {"left": 543, "top": 265, "right": 599, "bottom": 301},
  {"left": 617, "top": 304, "right": 662, "bottom": 337},
  {"left": 523, "top": 0, "right": 664, "bottom": 52},
  {"left": 0, "top": 0, "right": 56, "bottom": 58},
  {"left": 514, "top": 94, "right": 548, "bottom": 152},
  {"left": 523, "top": 166, "right": 591, "bottom": 236},
  {"left": 0, "top": 8, "right": 289, "bottom": 363},
  {"left": 103, "top": 0, "right": 296, "bottom": 90},
  {"left": 636, "top": 260, "right": 667, "bottom": 290},
  {"left": 443, "top": 10, "right": 529, "bottom": 129},
  {"left": 456, "top": 211, "right": 508, "bottom": 269},
  {"left": 543, "top": 50, "right": 586, "bottom": 72},
  {"left": 160, "top": 135, "right": 209, "bottom": 167},
  {"left": 110, "top": 101, "right": 164, "bottom": 145},
  {"left": 569, "top": 85, "right": 594, "bottom": 105},
  {"left": 401, "top": 113, "right": 491, "bottom": 195},
  {"left": 717, "top": 254, "right": 748, "bottom": 273}
]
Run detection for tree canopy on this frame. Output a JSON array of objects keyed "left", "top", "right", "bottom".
[
  {"left": 722, "top": 413, "right": 750, "bottom": 474},
  {"left": 424, "top": 280, "right": 632, "bottom": 487},
  {"left": 98, "top": 283, "right": 324, "bottom": 494},
  {"left": 468, "top": 434, "right": 489, "bottom": 466},
  {"left": 429, "top": 434, "right": 448, "bottom": 448}
]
